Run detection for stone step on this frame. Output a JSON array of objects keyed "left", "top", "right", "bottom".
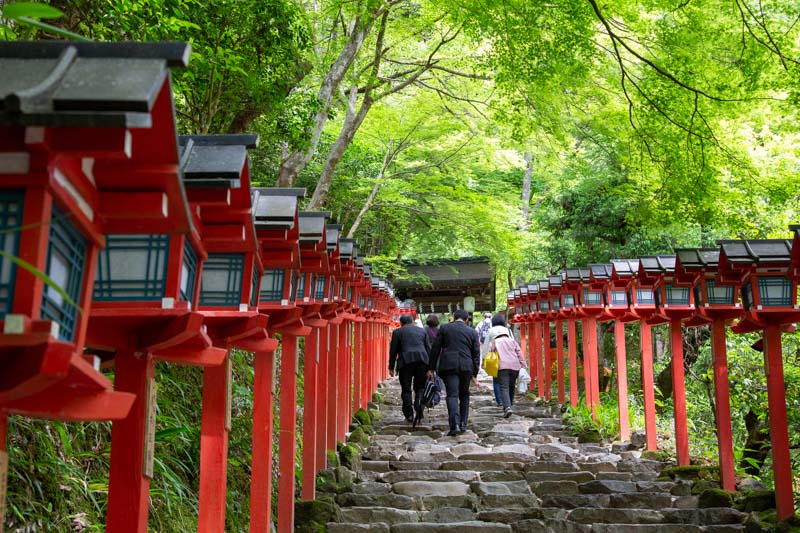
[
  {"left": 339, "top": 507, "right": 420, "bottom": 524},
  {"left": 381, "top": 470, "right": 479, "bottom": 483},
  {"left": 390, "top": 522, "right": 512, "bottom": 532},
  {"left": 591, "top": 525, "right": 703, "bottom": 533},
  {"left": 567, "top": 507, "right": 664, "bottom": 524},
  {"left": 328, "top": 523, "right": 391, "bottom": 532},
  {"left": 336, "top": 492, "right": 417, "bottom": 509}
]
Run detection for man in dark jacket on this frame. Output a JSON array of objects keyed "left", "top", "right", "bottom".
[
  {"left": 428, "top": 309, "right": 480, "bottom": 436},
  {"left": 389, "top": 314, "right": 432, "bottom": 422}
]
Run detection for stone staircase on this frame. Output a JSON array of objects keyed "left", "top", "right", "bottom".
[{"left": 319, "top": 378, "right": 750, "bottom": 532}]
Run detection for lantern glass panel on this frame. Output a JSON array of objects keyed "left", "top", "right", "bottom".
[
  {"left": 665, "top": 283, "right": 690, "bottom": 305},
  {"left": 199, "top": 253, "right": 245, "bottom": 306},
  {"left": 636, "top": 288, "right": 655, "bottom": 305},
  {"left": 758, "top": 277, "right": 793, "bottom": 307},
  {"left": 0, "top": 191, "right": 23, "bottom": 318},
  {"left": 314, "top": 275, "right": 327, "bottom": 299},
  {"left": 563, "top": 294, "right": 575, "bottom": 309},
  {"left": 180, "top": 240, "right": 198, "bottom": 304},
  {"left": 250, "top": 268, "right": 260, "bottom": 307},
  {"left": 531, "top": 302, "right": 538, "bottom": 312},
  {"left": 288, "top": 271, "right": 296, "bottom": 302},
  {"left": 540, "top": 300, "right": 550, "bottom": 312},
  {"left": 94, "top": 234, "right": 169, "bottom": 300},
  {"left": 551, "top": 298, "right": 560, "bottom": 311},
  {"left": 296, "top": 272, "right": 308, "bottom": 300},
  {"left": 705, "top": 279, "right": 735, "bottom": 305},
  {"left": 41, "top": 205, "right": 86, "bottom": 341},
  {"left": 260, "top": 269, "right": 284, "bottom": 302},
  {"left": 583, "top": 289, "right": 602, "bottom": 305},
  {"left": 610, "top": 290, "right": 627, "bottom": 306},
  {"left": 348, "top": 286, "right": 354, "bottom": 303}
]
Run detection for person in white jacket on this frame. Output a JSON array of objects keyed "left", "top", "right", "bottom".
[
  {"left": 487, "top": 314, "right": 527, "bottom": 418},
  {"left": 481, "top": 314, "right": 512, "bottom": 406}
]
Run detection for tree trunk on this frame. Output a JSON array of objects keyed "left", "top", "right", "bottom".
[
  {"left": 276, "top": 16, "right": 374, "bottom": 187},
  {"left": 520, "top": 151, "right": 533, "bottom": 228},
  {"left": 346, "top": 140, "right": 393, "bottom": 237},
  {"left": 740, "top": 408, "right": 770, "bottom": 476},
  {"left": 308, "top": 88, "right": 374, "bottom": 209}
]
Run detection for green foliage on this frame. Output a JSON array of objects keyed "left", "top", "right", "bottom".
[{"left": 562, "top": 394, "right": 621, "bottom": 442}]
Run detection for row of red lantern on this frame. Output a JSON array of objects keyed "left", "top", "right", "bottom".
[
  {"left": 0, "top": 41, "right": 398, "bottom": 532},
  {"left": 507, "top": 234, "right": 799, "bottom": 520}
]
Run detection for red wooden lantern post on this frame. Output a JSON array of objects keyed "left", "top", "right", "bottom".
[
  {"left": 558, "top": 270, "right": 581, "bottom": 407},
  {"left": 0, "top": 42, "right": 195, "bottom": 523},
  {"left": 591, "top": 263, "right": 631, "bottom": 441},
  {"left": 526, "top": 286, "right": 545, "bottom": 396},
  {"left": 537, "top": 280, "right": 554, "bottom": 400},
  {"left": 176, "top": 134, "right": 273, "bottom": 531},
  {"left": 611, "top": 259, "right": 660, "bottom": 451},
  {"left": 718, "top": 239, "right": 798, "bottom": 520},
  {"left": 638, "top": 255, "right": 695, "bottom": 466},
  {"left": 252, "top": 187, "right": 307, "bottom": 533},
  {"left": 570, "top": 268, "right": 602, "bottom": 415},
  {"left": 294, "top": 210, "right": 333, "bottom": 501},
  {"left": 548, "top": 275, "right": 566, "bottom": 404},
  {"left": 674, "top": 248, "right": 742, "bottom": 491}
]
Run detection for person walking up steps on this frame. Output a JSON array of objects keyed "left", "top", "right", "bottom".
[
  {"left": 389, "top": 314, "right": 432, "bottom": 423},
  {"left": 486, "top": 313, "right": 527, "bottom": 418},
  {"left": 428, "top": 309, "right": 480, "bottom": 436}
]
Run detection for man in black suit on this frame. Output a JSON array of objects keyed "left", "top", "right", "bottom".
[
  {"left": 428, "top": 309, "right": 480, "bottom": 436},
  {"left": 389, "top": 314, "right": 432, "bottom": 422}
]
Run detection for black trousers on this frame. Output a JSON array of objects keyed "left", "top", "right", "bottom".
[
  {"left": 441, "top": 370, "right": 472, "bottom": 431},
  {"left": 497, "top": 369, "right": 520, "bottom": 410},
  {"left": 398, "top": 361, "right": 428, "bottom": 419}
]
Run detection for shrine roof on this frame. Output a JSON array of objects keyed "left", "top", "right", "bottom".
[{"left": 0, "top": 41, "right": 189, "bottom": 127}]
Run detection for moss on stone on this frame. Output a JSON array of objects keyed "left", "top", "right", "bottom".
[
  {"left": 347, "top": 426, "right": 370, "bottom": 448},
  {"left": 372, "top": 391, "right": 384, "bottom": 403},
  {"left": 315, "top": 469, "right": 338, "bottom": 493},
  {"left": 353, "top": 407, "right": 372, "bottom": 426},
  {"left": 577, "top": 429, "right": 602, "bottom": 443},
  {"left": 698, "top": 488, "right": 734, "bottom": 508},
  {"left": 641, "top": 450, "right": 672, "bottom": 462},
  {"left": 339, "top": 444, "right": 362, "bottom": 471},
  {"left": 661, "top": 465, "right": 719, "bottom": 481},
  {"left": 326, "top": 449, "right": 340, "bottom": 469},
  {"left": 737, "top": 490, "right": 776, "bottom": 513},
  {"left": 691, "top": 479, "right": 721, "bottom": 495},
  {"left": 361, "top": 424, "right": 376, "bottom": 436},
  {"left": 294, "top": 499, "right": 342, "bottom": 533}
]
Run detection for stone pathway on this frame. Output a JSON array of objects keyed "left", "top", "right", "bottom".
[{"left": 319, "top": 377, "right": 749, "bottom": 532}]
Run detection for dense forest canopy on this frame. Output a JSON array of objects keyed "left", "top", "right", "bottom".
[{"left": 4, "top": 0, "right": 799, "bottom": 284}]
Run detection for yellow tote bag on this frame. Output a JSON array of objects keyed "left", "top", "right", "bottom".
[{"left": 482, "top": 351, "right": 499, "bottom": 377}]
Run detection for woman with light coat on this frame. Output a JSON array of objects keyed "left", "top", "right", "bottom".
[{"left": 487, "top": 314, "right": 527, "bottom": 417}]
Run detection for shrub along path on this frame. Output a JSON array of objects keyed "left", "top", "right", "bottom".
[{"left": 300, "top": 376, "right": 763, "bottom": 532}]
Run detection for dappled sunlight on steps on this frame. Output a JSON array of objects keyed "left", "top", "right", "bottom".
[{"left": 314, "top": 377, "right": 749, "bottom": 532}]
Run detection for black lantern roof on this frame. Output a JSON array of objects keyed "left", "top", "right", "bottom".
[
  {"left": 674, "top": 248, "right": 720, "bottom": 270},
  {"left": 527, "top": 283, "right": 539, "bottom": 295},
  {"left": 538, "top": 279, "right": 550, "bottom": 292},
  {"left": 564, "top": 268, "right": 590, "bottom": 282},
  {"left": 298, "top": 211, "right": 330, "bottom": 245},
  {"left": 178, "top": 134, "right": 258, "bottom": 189},
  {"left": 718, "top": 239, "right": 793, "bottom": 265},
  {"left": 507, "top": 290, "right": 515, "bottom": 300},
  {"left": 356, "top": 256, "right": 365, "bottom": 271},
  {"left": 0, "top": 41, "right": 190, "bottom": 127},
  {"left": 589, "top": 264, "right": 613, "bottom": 281},
  {"left": 326, "top": 224, "right": 342, "bottom": 251},
  {"left": 548, "top": 274, "right": 562, "bottom": 289},
  {"left": 639, "top": 255, "right": 677, "bottom": 274},
  {"left": 519, "top": 285, "right": 529, "bottom": 297},
  {"left": 363, "top": 265, "right": 372, "bottom": 277},
  {"left": 611, "top": 259, "right": 639, "bottom": 279},
  {"left": 339, "top": 239, "right": 355, "bottom": 259},
  {"left": 251, "top": 188, "right": 305, "bottom": 230}
]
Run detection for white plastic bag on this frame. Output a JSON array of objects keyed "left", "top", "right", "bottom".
[{"left": 517, "top": 367, "right": 531, "bottom": 393}]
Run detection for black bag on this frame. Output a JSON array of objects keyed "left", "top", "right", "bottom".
[{"left": 414, "top": 373, "right": 443, "bottom": 427}]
